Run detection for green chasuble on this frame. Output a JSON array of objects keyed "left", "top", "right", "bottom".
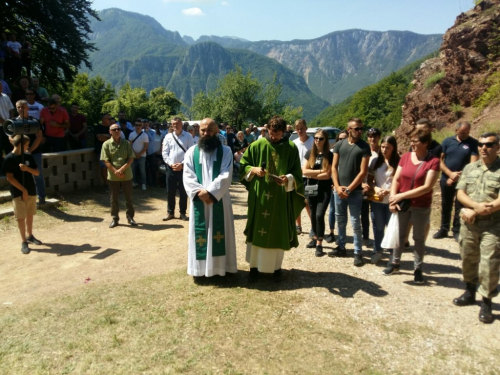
[{"left": 239, "top": 137, "right": 305, "bottom": 250}]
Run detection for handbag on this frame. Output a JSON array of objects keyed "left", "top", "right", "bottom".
[
  {"left": 399, "top": 155, "right": 428, "bottom": 212},
  {"left": 304, "top": 184, "right": 319, "bottom": 197}
]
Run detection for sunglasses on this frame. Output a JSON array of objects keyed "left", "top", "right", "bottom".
[
  {"left": 350, "top": 127, "right": 363, "bottom": 132},
  {"left": 110, "top": 128, "right": 121, "bottom": 132},
  {"left": 478, "top": 142, "right": 498, "bottom": 148},
  {"left": 314, "top": 137, "right": 325, "bottom": 141}
]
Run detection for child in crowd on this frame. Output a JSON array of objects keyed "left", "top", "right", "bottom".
[{"left": 1, "top": 134, "right": 42, "bottom": 254}]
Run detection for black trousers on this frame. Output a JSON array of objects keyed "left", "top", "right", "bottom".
[
  {"left": 109, "top": 180, "right": 134, "bottom": 221},
  {"left": 166, "top": 167, "right": 187, "bottom": 215},
  {"left": 361, "top": 199, "right": 370, "bottom": 240},
  {"left": 440, "top": 178, "right": 462, "bottom": 234},
  {"left": 308, "top": 188, "right": 331, "bottom": 240},
  {"left": 146, "top": 153, "right": 158, "bottom": 186}
]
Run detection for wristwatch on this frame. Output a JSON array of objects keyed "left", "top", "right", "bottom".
[{"left": 345, "top": 188, "right": 351, "bottom": 195}]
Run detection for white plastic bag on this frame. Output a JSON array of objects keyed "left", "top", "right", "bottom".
[{"left": 381, "top": 212, "right": 400, "bottom": 249}]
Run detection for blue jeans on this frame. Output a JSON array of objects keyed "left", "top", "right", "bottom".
[
  {"left": 371, "top": 202, "right": 392, "bottom": 253},
  {"left": 32, "top": 153, "right": 46, "bottom": 199},
  {"left": 132, "top": 157, "right": 146, "bottom": 185},
  {"left": 335, "top": 190, "right": 363, "bottom": 253},
  {"left": 328, "top": 191, "right": 336, "bottom": 231}
]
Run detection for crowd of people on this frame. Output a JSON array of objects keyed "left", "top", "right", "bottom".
[{"left": 1, "top": 97, "right": 499, "bottom": 324}]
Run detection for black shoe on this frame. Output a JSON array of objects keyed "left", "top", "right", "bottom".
[
  {"left": 315, "top": 245, "right": 325, "bottom": 257},
  {"left": 109, "top": 220, "right": 118, "bottom": 228},
  {"left": 324, "top": 233, "right": 335, "bottom": 244},
  {"left": 27, "top": 235, "right": 42, "bottom": 245},
  {"left": 383, "top": 262, "right": 400, "bottom": 275},
  {"left": 413, "top": 269, "right": 425, "bottom": 284},
  {"left": 479, "top": 298, "right": 493, "bottom": 324},
  {"left": 453, "top": 283, "right": 476, "bottom": 306},
  {"left": 127, "top": 217, "right": 138, "bottom": 226},
  {"left": 433, "top": 229, "right": 448, "bottom": 239},
  {"left": 248, "top": 268, "right": 259, "bottom": 283},
  {"left": 21, "top": 241, "right": 30, "bottom": 254},
  {"left": 328, "top": 246, "right": 346, "bottom": 257},
  {"left": 273, "top": 269, "right": 283, "bottom": 283},
  {"left": 180, "top": 213, "right": 189, "bottom": 221},
  {"left": 353, "top": 253, "right": 364, "bottom": 267},
  {"left": 306, "top": 239, "right": 316, "bottom": 249},
  {"left": 162, "top": 214, "right": 175, "bottom": 221},
  {"left": 453, "top": 232, "right": 460, "bottom": 242}
]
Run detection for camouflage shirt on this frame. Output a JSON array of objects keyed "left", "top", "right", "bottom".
[{"left": 456, "top": 157, "right": 500, "bottom": 220}]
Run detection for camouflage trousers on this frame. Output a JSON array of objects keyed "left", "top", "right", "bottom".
[{"left": 459, "top": 218, "right": 500, "bottom": 299}]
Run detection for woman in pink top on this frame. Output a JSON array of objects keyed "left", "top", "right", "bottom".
[{"left": 383, "top": 129, "right": 440, "bottom": 284}]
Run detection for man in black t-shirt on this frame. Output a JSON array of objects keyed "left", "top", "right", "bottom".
[
  {"left": 1, "top": 134, "right": 42, "bottom": 254},
  {"left": 433, "top": 121, "right": 479, "bottom": 241},
  {"left": 331, "top": 118, "right": 371, "bottom": 266}
]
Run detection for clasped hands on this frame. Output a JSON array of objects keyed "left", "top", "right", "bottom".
[
  {"left": 113, "top": 167, "right": 126, "bottom": 179},
  {"left": 197, "top": 189, "right": 214, "bottom": 205},
  {"left": 461, "top": 202, "right": 494, "bottom": 224}
]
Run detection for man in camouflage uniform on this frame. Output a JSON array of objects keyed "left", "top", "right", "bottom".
[{"left": 453, "top": 132, "right": 500, "bottom": 324}]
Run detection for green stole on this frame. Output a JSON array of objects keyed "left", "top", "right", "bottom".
[{"left": 193, "top": 145, "right": 226, "bottom": 260}]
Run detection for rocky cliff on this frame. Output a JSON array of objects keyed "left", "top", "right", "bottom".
[
  {"left": 397, "top": 0, "right": 500, "bottom": 142},
  {"left": 191, "top": 30, "right": 442, "bottom": 104}
]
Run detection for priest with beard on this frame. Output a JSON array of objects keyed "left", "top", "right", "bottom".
[
  {"left": 183, "top": 118, "right": 237, "bottom": 279},
  {"left": 239, "top": 115, "right": 305, "bottom": 282}
]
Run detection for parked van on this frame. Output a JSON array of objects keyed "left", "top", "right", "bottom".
[{"left": 289, "top": 127, "right": 342, "bottom": 149}]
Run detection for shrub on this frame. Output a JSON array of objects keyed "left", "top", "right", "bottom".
[
  {"left": 424, "top": 72, "right": 445, "bottom": 89},
  {"left": 433, "top": 129, "right": 455, "bottom": 144},
  {"left": 473, "top": 71, "right": 500, "bottom": 117}
]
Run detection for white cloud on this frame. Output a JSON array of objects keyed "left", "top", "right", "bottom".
[
  {"left": 221, "top": 1, "right": 229, "bottom": 5},
  {"left": 182, "top": 7, "right": 205, "bottom": 16}
]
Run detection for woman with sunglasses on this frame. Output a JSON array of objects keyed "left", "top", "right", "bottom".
[
  {"left": 302, "top": 129, "right": 333, "bottom": 256},
  {"left": 367, "top": 136, "right": 400, "bottom": 263},
  {"left": 384, "top": 129, "right": 440, "bottom": 284}
]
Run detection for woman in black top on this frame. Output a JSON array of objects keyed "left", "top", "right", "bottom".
[{"left": 302, "top": 129, "right": 333, "bottom": 257}]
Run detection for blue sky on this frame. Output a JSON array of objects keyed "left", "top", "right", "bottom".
[{"left": 92, "top": 0, "right": 472, "bottom": 41}]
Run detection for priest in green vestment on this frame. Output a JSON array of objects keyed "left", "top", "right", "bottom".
[{"left": 239, "top": 115, "right": 305, "bottom": 282}]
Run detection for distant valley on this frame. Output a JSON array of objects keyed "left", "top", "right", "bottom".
[{"left": 86, "top": 8, "right": 443, "bottom": 120}]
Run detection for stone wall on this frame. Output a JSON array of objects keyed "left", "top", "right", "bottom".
[{"left": 42, "top": 148, "right": 101, "bottom": 195}]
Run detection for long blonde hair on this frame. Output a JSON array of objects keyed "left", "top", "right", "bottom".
[{"left": 307, "top": 129, "right": 330, "bottom": 171}]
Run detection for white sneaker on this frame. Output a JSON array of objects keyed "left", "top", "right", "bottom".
[{"left": 141, "top": 184, "right": 147, "bottom": 191}]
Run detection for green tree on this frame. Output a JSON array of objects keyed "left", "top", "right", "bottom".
[
  {"left": 102, "top": 83, "right": 149, "bottom": 120},
  {"left": 191, "top": 65, "right": 301, "bottom": 128},
  {"left": 148, "top": 87, "right": 182, "bottom": 122},
  {"left": 66, "top": 73, "right": 115, "bottom": 126},
  {"left": 2, "top": 0, "right": 98, "bottom": 86}
]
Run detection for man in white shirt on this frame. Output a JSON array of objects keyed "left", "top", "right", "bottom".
[
  {"left": 25, "top": 88, "right": 44, "bottom": 119},
  {"left": 292, "top": 119, "right": 314, "bottom": 235},
  {"left": 129, "top": 118, "right": 149, "bottom": 191},
  {"left": 162, "top": 116, "right": 195, "bottom": 221}
]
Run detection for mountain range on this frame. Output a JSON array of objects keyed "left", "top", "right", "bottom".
[{"left": 86, "top": 8, "right": 443, "bottom": 121}]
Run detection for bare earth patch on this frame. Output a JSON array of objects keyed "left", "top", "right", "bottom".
[{"left": 0, "top": 184, "right": 499, "bottom": 374}]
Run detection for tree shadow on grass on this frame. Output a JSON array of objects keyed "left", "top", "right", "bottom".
[{"left": 206, "top": 268, "right": 388, "bottom": 298}]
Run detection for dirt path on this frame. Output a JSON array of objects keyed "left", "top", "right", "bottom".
[{"left": 1, "top": 183, "right": 499, "bottom": 368}]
